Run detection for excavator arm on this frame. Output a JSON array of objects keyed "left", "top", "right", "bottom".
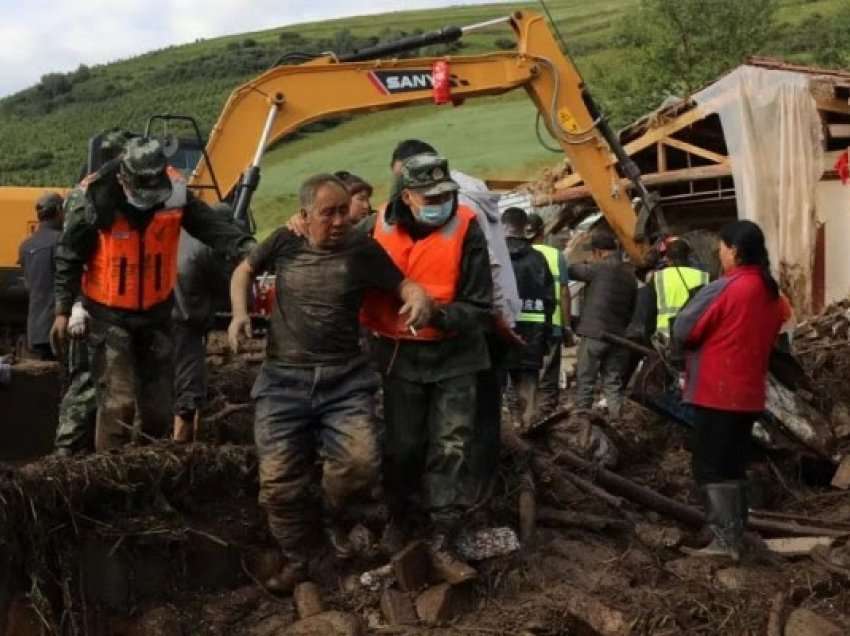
[{"left": 190, "top": 10, "right": 658, "bottom": 263}]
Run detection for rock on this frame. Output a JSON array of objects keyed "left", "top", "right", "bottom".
[
  {"left": 391, "top": 541, "right": 432, "bottom": 592},
  {"left": 415, "top": 582, "right": 471, "bottom": 624},
  {"left": 126, "top": 606, "right": 182, "bottom": 636},
  {"left": 285, "top": 611, "right": 365, "bottom": 636},
  {"left": 293, "top": 582, "right": 323, "bottom": 619},
  {"left": 664, "top": 557, "right": 715, "bottom": 582},
  {"left": 765, "top": 537, "right": 835, "bottom": 556},
  {"left": 784, "top": 608, "right": 843, "bottom": 636},
  {"left": 561, "top": 584, "right": 631, "bottom": 636},
  {"left": 635, "top": 523, "right": 683, "bottom": 549},
  {"left": 715, "top": 567, "right": 748, "bottom": 591},
  {"left": 831, "top": 455, "right": 850, "bottom": 490},
  {"left": 380, "top": 588, "right": 418, "bottom": 626}
]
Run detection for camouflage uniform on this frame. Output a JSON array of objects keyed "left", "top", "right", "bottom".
[
  {"left": 54, "top": 338, "right": 97, "bottom": 454},
  {"left": 54, "top": 138, "right": 255, "bottom": 451}
]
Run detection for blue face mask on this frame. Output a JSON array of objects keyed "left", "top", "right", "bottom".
[{"left": 417, "top": 199, "right": 453, "bottom": 227}]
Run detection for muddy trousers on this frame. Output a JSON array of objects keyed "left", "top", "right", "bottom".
[
  {"left": 89, "top": 318, "right": 173, "bottom": 451},
  {"left": 252, "top": 359, "right": 380, "bottom": 560},
  {"left": 538, "top": 336, "right": 562, "bottom": 415},
  {"left": 54, "top": 338, "right": 97, "bottom": 454},
  {"left": 575, "top": 336, "right": 629, "bottom": 419},
  {"left": 382, "top": 373, "right": 476, "bottom": 529},
  {"left": 173, "top": 320, "right": 207, "bottom": 419}
]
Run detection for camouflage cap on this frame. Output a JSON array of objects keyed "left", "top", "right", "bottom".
[
  {"left": 121, "top": 136, "right": 168, "bottom": 177},
  {"left": 399, "top": 153, "right": 458, "bottom": 197},
  {"left": 100, "top": 129, "right": 132, "bottom": 162}
]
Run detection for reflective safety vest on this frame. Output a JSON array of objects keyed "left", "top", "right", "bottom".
[
  {"left": 533, "top": 243, "right": 563, "bottom": 327},
  {"left": 82, "top": 168, "right": 187, "bottom": 311},
  {"left": 654, "top": 265, "right": 709, "bottom": 334},
  {"left": 360, "top": 204, "right": 475, "bottom": 340}
]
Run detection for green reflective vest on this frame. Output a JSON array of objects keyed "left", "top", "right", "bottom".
[
  {"left": 533, "top": 244, "right": 563, "bottom": 327},
  {"left": 654, "top": 266, "right": 709, "bottom": 334}
]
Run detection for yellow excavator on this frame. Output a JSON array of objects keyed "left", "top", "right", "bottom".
[{"left": 0, "top": 10, "right": 665, "bottom": 329}]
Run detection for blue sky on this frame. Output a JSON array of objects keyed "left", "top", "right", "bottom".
[{"left": 0, "top": 0, "right": 512, "bottom": 98}]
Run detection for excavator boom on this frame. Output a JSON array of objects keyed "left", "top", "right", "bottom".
[{"left": 190, "top": 10, "right": 656, "bottom": 262}]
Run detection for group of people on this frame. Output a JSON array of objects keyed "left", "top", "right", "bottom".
[{"left": 17, "top": 130, "right": 788, "bottom": 592}]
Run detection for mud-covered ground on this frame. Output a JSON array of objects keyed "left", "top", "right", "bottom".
[{"left": 4, "top": 329, "right": 850, "bottom": 635}]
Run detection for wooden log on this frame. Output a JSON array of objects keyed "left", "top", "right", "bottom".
[
  {"left": 766, "top": 592, "right": 785, "bottom": 636},
  {"left": 507, "top": 429, "right": 850, "bottom": 538},
  {"left": 537, "top": 507, "right": 632, "bottom": 532}
]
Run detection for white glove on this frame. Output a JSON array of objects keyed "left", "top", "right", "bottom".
[{"left": 68, "top": 302, "right": 90, "bottom": 338}]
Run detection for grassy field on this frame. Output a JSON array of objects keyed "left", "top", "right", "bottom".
[{"left": 0, "top": 0, "right": 847, "bottom": 236}]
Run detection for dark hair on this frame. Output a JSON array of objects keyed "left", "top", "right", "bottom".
[
  {"left": 391, "top": 139, "right": 437, "bottom": 166},
  {"left": 36, "top": 192, "right": 63, "bottom": 222},
  {"left": 334, "top": 170, "right": 373, "bottom": 197},
  {"left": 666, "top": 238, "right": 691, "bottom": 265},
  {"left": 501, "top": 206, "right": 528, "bottom": 236},
  {"left": 590, "top": 228, "right": 617, "bottom": 251},
  {"left": 719, "top": 220, "right": 779, "bottom": 298}
]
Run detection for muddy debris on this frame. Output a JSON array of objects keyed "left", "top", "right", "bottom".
[{"left": 6, "top": 331, "right": 850, "bottom": 635}]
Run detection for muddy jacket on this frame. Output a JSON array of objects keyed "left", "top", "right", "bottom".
[
  {"left": 55, "top": 161, "right": 255, "bottom": 326},
  {"left": 504, "top": 237, "right": 554, "bottom": 371},
  {"left": 568, "top": 254, "right": 637, "bottom": 339}
]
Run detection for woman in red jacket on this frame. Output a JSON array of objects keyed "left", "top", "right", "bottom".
[{"left": 672, "top": 220, "right": 784, "bottom": 560}]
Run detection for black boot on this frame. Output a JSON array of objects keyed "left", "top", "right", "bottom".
[{"left": 683, "top": 482, "right": 745, "bottom": 561}]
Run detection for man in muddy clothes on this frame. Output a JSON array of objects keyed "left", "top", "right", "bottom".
[
  {"left": 52, "top": 137, "right": 255, "bottom": 451},
  {"left": 228, "top": 173, "right": 431, "bottom": 594}
]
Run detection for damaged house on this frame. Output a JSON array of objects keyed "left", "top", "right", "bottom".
[{"left": 538, "top": 57, "right": 850, "bottom": 316}]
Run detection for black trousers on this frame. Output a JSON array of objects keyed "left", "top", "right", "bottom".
[{"left": 691, "top": 405, "right": 758, "bottom": 485}]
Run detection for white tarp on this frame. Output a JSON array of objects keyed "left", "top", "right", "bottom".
[{"left": 694, "top": 66, "right": 824, "bottom": 314}]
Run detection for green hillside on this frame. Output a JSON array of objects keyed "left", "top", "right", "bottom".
[{"left": 0, "top": 0, "right": 847, "bottom": 234}]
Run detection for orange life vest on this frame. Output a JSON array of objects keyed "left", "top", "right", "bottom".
[
  {"left": 82, "top": 168, "right": 187, "bottom": 311},
  {"left": 360, "top": 204, "right": 475, "bottom": 340}
]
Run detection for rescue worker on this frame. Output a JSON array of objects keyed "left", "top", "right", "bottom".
[
  {"left": 363, "top": 153, "right": 493, "bottom": 582},
  {"left": 673, "top": 220, "right": 784, "bottom": 561},
  {"left": 55, "top": 130, "right": 131, "bottom": 457},
  {"left": 51, "top": 137, "right": 255, "bottom": 451},
  {"left": 388, "top": 139, "right": 520, "bottom": 504},
  {"left": 649, "top": 238, "right": 709, "bottom": 338},
  {"left": 526, "top": 212, "right": 571, "bottom": 414},
  {"left": 334, "top": 170, "right": 374, "bottom": 222},
  {"left": 568, "top": 228, "right": 637, "bottom": 421},
  {"left": 18, "top": 192, "right": 64, "bottom": 360},
  {"left": 501, "top": 207, "right": 554, "bottom": 429},
  {"left": 228, "top": 173, "right": 431, "bottom": 594}
]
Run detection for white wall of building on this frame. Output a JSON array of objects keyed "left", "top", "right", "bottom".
[{"left": 819, "top": 178, "right": 850, "bottom": 305}]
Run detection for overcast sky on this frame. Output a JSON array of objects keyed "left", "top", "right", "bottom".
[{"left": 0, "top": 0, "right": 513, "bottom": 98}]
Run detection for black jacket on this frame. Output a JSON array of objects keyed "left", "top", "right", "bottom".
[
  {"left": 568, "top": 254, "right": 637, "bottom": 338},
  {"left": 505, "top": 237, "right": 554, "bottom": 370}
]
